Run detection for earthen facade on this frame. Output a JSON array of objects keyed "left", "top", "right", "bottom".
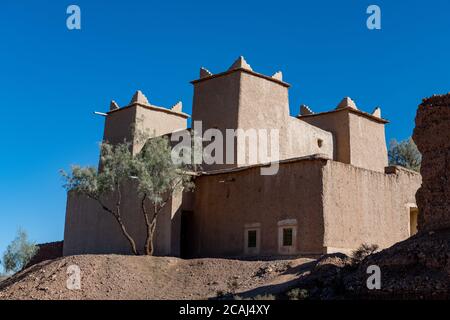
[{"left": 63, "top": 57, "right": 421, "bottom": 257}]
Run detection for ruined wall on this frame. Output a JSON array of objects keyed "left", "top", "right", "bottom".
[
  {"left": 26, "top": 241, "right": 63, "bottom": 268},
  {"left": 413, "top": 94, "right": 450, "bottom": 232},
  {"left": 63, "top": 184, "right": 184, "bottom": 256},
  {"left": 189, "top": 158, "right": 327, "bottom": 257},
  {"left": 322, "top": 161, "right": 421, "bottom": 254}
]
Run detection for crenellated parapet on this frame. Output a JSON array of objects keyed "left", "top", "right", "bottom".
[
  {"left": 297, "top": 96, "right": 388, "bottom": 172},
  {"left": 102, "top": 90, "right": 189, "bottom": 156}
]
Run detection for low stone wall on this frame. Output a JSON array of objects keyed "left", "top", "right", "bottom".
[
  {"left": 26, "top": 241, "right": 63, "bottom": 268},
  {"left": 413, "top": 94, "right": 450, "bottom": 232}
]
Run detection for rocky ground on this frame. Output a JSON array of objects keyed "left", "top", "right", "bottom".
[
  {"left": 289, "top": 229, "right": 450, "bottom": 300},
  {"left": 344, "top": 229, "right": 450, "bottom": 299},
  {"left": 3, "top": 230, "right": 450, "bottom": 300},
  {"left": 0, "top": 255, "right": 314, "bottom": 300}
]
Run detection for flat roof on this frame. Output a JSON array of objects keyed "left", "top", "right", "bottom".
[
  {"left": 190, "top": 68, "right": 291, "bottom": 88},
  {"left": 107, "top": 102, "right": 190, "bottom": 119},
  {"left": 297, "top": 106, "right": 389, "bottom": 124},
  {"left": 198, "top": 154, "right": 331, "bottom": 176}
]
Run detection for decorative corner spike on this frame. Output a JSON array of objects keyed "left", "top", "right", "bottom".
[
  {"left": 372, "top": 107, "right": 381, "bottom": 118},
  {"left": 109, "top": 100, "right": 119, "bottom": 111},
  {"left": 171, "top": 101, "right": 182, "bottom": 113},
  {"left": 272, "top": 71, "right": 283, "bottom": 81},
  {"left": 336, "top": 97, "right": 358, "bottom": 110},
  {"left": 130, "top": 90, "right": 150, "bottom": 105},
  {"left": 300, "top": 104, "right": 314, "bottom": 116},
  {"left": 228, "top": 56, "right": 252, "bottom": 71},
  {"left": 200, "top": 67, "right": 213, "bottom": 79}
]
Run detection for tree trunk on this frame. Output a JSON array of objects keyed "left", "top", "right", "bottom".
[
  {"left": 115, "top": 184, "right": 139, "bottom": 255},
  {"left": 142, "top": 195, "right": 171, "bottom": 256},
  {"left": 148, "top": 219, "right": 157, "bottom": 255},
  {"left": 113, "top": 214, "right": 139, "bottom": 255},
  {"left": 141, "top": 181, "right": 183, "bottom": 255},
  {"left": 141, "top": 194, "right": 153, "bottom": 255}
]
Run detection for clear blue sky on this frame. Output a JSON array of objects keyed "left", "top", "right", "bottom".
[{"left": 0, "top": 0, "right": 449, "bottom": 256}]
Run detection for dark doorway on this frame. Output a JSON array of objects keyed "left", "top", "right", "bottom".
[{"left": 180, "top": 210, "right": 194, "bottom": 258}]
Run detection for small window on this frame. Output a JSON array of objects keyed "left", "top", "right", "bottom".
[
  {"left": 247, "top": 230, "right": 257, "bottom": 248},
  {"left": 282, "top": 228, "right": 293, "bottom": 246},
  {"left": 317, "top": 139, "right": 323, "bottom": 148},
  {"left": 278, "top": 220, "right": 297, "bottom": 254}
]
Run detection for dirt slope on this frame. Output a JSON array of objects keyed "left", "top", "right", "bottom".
[
  {"left": 0, "top": 255, "right": 314, "bottom": 300},
  {"left": 286, "top": 230, "right": 450, "bottom": 299}
]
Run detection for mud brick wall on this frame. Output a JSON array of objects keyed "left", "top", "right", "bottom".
[
  {"left": 413, "top": 94, "right": 450, "bottom": 232},
  {"left": 26, "top": 241, "right": 63, "bottom": 269}
]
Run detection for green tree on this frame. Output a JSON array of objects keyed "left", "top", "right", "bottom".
[
  {"left": 388, "top": 137, "right": 422, "bottom": 172},
  {"left": 61, "top": 132, "right": 195, "bottom": 256},
  {"left": 1, "top": 229, "right": 37, "bottom": 274}
]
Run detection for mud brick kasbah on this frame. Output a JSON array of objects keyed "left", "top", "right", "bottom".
[{"left": 63, "top": 57, "right": 421, "bottom": 258}]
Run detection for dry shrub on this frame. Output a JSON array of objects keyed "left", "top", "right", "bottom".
[{"left": 351, "top": 243, "right": 379, "bottom": 263}]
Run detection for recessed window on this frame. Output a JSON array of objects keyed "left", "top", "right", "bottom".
[
  {"left": 278, "top": 219, "right": 297, "bottom": 254},
  {"left": 282, "top": 228, "right": 293, "bottom": 246},
  {"left": 247, "top": 230, "right": 257, "bottom": 248},
  {"left": 244, "top": 223, "right": 260, "bottom": 255},
  {"left": 317, "top": 139, "right": 323, "bottom": 148}
]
